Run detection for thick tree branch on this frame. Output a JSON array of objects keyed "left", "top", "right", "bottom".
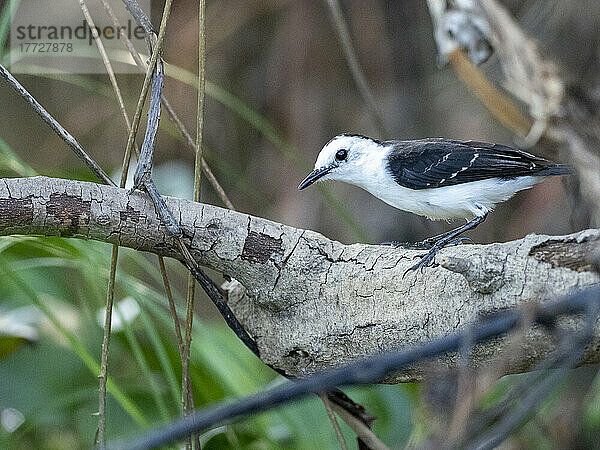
[{"left": 1, "top": 176, "right": 598, "bottom": 381}]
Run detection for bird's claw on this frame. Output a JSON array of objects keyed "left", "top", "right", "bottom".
[
  {"left": 446, "top": 236, "right": 473, "bottom": 246},
  {"left": 402, "top": 247, "right": 440, "bottom": 278},
  {"left": 403, "top": 236, "right": 476, "bottom": 277}
]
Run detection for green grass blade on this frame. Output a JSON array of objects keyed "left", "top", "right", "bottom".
[
  {"left": 113, "top": 300, "right": 171, "bottom": 422},
  {"left": 0, "top": 0, "right": 20, "bottom": 58},
  {"left": 0, "top": 259, "right": 149, "bottom": 427},
  {"left": 0, "top": 135, "right": 37, "bottom": 176},
  {"left": 138, "top": 304, "right": 182, "bottom": 412}
]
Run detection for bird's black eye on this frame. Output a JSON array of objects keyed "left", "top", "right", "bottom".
[{"left": 335, "top": 149, "right": 348, "bottom": 161}]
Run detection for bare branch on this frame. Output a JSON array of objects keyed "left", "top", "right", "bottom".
[
  {"left": 0, "top": 176, "right": 598, "bottom": 381},
  {"left": 0, "top": 64, "right": 113, "bottom": 185}
]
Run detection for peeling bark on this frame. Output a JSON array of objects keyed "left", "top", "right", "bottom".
[{"left": 0, "top": 176, "right": 598, "bottom": 382}]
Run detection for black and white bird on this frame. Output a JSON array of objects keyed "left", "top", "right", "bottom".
[{"left": 298, "top": 134, "right": 572, "bottom": 273}]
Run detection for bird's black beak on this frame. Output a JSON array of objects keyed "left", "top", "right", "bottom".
[{"left": 298, "top": 166, "right": 332, "bottom": 190}]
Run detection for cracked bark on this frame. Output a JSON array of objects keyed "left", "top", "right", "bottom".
[{"left": 1, "top": 176, "right": 599, "bottom": 382}]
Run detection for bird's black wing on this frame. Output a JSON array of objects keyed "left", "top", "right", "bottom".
[{"left": 386, "top": 139, "right": 570, "bottom": 190}]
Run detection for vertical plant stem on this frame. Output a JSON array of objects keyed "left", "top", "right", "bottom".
[
  {"left": 77, "top": 2, "right": 140, "bottom": 444},
  {"left": 182, "top": 3, "right": 206, "bottom": 448},
  {"left": 158, "top": 257, "right": 185, "bottom": 352},
  {"left": 157, "top": 259, "right": 196, "bottom": 412},
  {"left": 330, "top": 403, "right": 390, "bottom": 450},
  {"left": 195, "top": 0, "right": 206, "bottom": 196},
  {"left": 77, "top": 3, "right": 125, "bottom": 444},
  {"left": 79, "top": 0, "right": 180, "bottom": 443},
  {"left": 78, "top": 0, "right": 137, "bottom": 159},
  {"left": 324, "top": 0, "right": 388, "bottom": 136},
  {"left": 182, "top": 275, "right": 195, "bottom": 450},
  {"left": 97, "top": 244, "right": 118, "bottom": 447}
]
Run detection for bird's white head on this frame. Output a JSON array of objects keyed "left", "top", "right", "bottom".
[{"left": 298, "top": 134, "right": 385, "bottom": 190}]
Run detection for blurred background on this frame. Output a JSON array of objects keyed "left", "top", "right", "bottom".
[{"left": 0, "top": 0, "right": 599, "bottom": 448}]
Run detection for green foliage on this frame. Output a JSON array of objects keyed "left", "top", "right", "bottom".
[{"left": 0, "top": 234, "right": 415, "bottom": 448}]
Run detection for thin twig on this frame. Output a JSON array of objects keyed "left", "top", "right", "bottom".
[
  {"left": 0, "top": 63, "right": 113, "bottom": 185},
  {"left": 330, "top": 402, "right": 389, "bottom": 450},
  {"left": 122, "top": 0, "right": 174, "bottom": 183},
  {"left": 158, "top": 238, "right": 197, "bottom": 422},
  {"left": 323, "top": 389, "right": 379, "bottom": 449},
  {"left": 97, "top": 244, "right": 119, "bottom": 447},
  {"left": 107, "top": 287, "right": 599, "bottom": 450},
  {"left": 182, "top": 2, "right": 206, "bottom": 448},
  {"left": 99, "top": 0, "right": 235, "bottom": 210},
  {"left": 447, "top": 48, "right": 533, "bottom": 137},
  {"left": 121, "top": 0, "right": 155, "bottom": 36},
  {"left": 162, "top": 98, "right": 235, "bottom": 210},
  {"left": 78, "top": 0, "right": 138, "bottom": 160},
  {"left": 319, "top": 393, "right": 349, "bottom": 450},
  {"left": 158, "top": 257, "right": 184, "bottom": 352},
  {"left": 183, "top": 274, "right": 195, "bottom": 390},
  {"left": 324, "top": 0, "right": 388, "bottom": 136}
]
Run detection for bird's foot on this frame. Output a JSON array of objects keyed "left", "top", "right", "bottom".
[
  {"left": 402, "top": 237, "right": 472, "bottom": 277},
  {"left": 380, "top": 240, "right": 434, "bottom": 250},
  {"left": 403, "top": 246, "right": 440, "bottom": 277},
  {"left": 381, "top": 235, "right": 470, "bottom": 250}
]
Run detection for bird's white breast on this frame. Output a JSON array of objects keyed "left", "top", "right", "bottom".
[
  {"left": 344, "top": 149, "right": 543, "bottom": 220},
  {"left": 364, "top": 175, "right": 543, "bottom": 219}
]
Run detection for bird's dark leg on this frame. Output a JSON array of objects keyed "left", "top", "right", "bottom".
[
  {"left": 382, "top": 224, "right": 473, "bottom": 250},
  {"left": 404, "top": 213, "right": 488, "bottom": 275}
]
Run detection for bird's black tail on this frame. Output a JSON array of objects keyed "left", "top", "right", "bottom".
[{"left": 539, "top": 164, "right": 573, "bottom": 176}]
